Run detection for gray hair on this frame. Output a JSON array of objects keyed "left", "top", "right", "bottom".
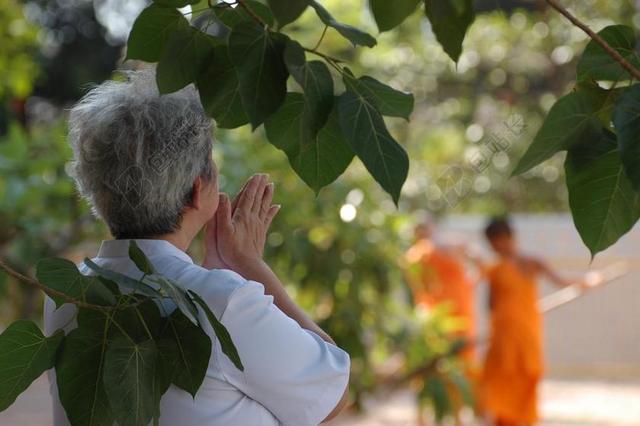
[{"left": 68, "top": 70, "right": 214, "bottom": 238}]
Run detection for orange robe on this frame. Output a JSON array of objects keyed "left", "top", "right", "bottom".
[
  {"left": 479, "top": 260, "right": 543, "bottom": 424},
  {"left": 405, "top": 240, "right": 476, "bottom": 361}
]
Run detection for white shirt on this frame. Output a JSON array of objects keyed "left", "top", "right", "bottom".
[{"left": 44, "top": 239, "right": 350, "bottom": 426}]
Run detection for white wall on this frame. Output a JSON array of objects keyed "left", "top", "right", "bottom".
[{"left": 437, "top": 214, "right": 640, "bottom": 378}]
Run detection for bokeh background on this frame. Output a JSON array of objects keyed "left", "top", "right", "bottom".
[{"left": 1, "top": 0, "right": 639, "bottom": 424}]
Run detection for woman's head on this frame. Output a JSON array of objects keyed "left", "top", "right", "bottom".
[{"left": 68, "top": 70, "right": 218, "bottom": 239}]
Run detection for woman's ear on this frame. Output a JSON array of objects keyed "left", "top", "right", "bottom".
[{"left": 191, "top": 176, "right": 203, "bottom": 210}]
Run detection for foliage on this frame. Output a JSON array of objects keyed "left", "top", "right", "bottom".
[
  {"left": 404, "top": 305, "right": 473, "bottom": 422},
  {"left": 0, "top": 241, "right": 242, "bottom": 426},
  {"left": 125, "top": 0, "right": 473, "bottom": 204},
  {"left": 513, "top": 23, "right": 640, "bottom": 256},
  {"left": 0, "top": 0, "right": 39, "bottom": 100},
  {"left": 125, "top": 0, "right": 640, "bottom": 256}
]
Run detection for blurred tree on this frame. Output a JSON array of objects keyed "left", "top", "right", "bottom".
[
  {"left": 24, "top": 0, "right": 123, "bottom": 103},
  {"left": 0, "top": 0, "right": 39, "bottom": 131},
  {"left": 1, "top": 0, "right": 639, "bottom": 421}
]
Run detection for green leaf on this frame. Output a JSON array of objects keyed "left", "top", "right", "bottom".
[
  {"left": 343, "top": 70, "right": 414, "bottom": 120},
  {"left": 214, "top": 1, "right": 275, "bottom": 29},
  {"left": 267, "top": 0, "right": 307, "bottom": 28},
  {"left": 155, "top": 0, "right": 200, "bottom": 7},
  {"left": 265, "top": 94, "right": 354, "bottom": 192},
  {"left": 156, "top": 24, "right": 217, "bottom": 94},
  {"left": 337, "top": 90, "right": 409, "bottom": 204},
  {"left": 424, "top": 0, "right": 475, "bottom": 62},
  {"left": 423, "top": 375, "right": 451, "bottom": 421},
  {"left": 369, "top": 0, "right": 420, "bottom": 32},
  {"left": 189, "top": 290, "right": 244, "bottom": 371},
  {"left": 56, "top": 310, "right": 114, "bottom": 426},
  {"left": 284, "top": 40, "right": 334, "bottom": 133},
  {"left": 147, "top": 275, "right": 200, "bottom": 325},
  {"left": 156, "top": 309, "right": 211, "bottom": 396},
  {"left": 613, "top": 84, "right": 640, "bottom": 190},
  {"left": 0, "top": 321, "right": 63, "bottom": 411},
  {"left": 112, "top": 299, "right": 163, "bottom": 342},
  {"left": 307, "top": 0, "right": 377, "bottom": 48},
  {"left": 512, "top": 88, "right": 610, "bottom": 175},
  {"left": 84, "top": 258, "right": 162, "bottom": 299},
  {"left": 197, "top": 45, "right": 250, "bottom": 128},
  {"left": 228, "top": 22, "right": 289, "bottom": 128},
  {"left": 128, "top": 241, "right": 156, "bottom": 275},
  {"left": 103, "top": 337, "right": 157, "bottom": 426},
  {"left": 36, "top": 257, "right": 116, "bottom": 307},
  {"left": 126, "top": 4, "right": 188, "bottom": 62},
  {"left": 448, "top": 370, "right": 473, "bottom": 406},
  {"left": 577, "top": 25, "right": 640, "bottom": 82},
  {"left": 565, "top": 129, "right": 640, "bottom": 256}
]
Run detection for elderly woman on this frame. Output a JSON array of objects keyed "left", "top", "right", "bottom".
[{"left": 44, "top": 71, "right": 350, "bottom": 426}]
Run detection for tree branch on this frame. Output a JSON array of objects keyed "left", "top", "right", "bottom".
[
  {"left": 545, "top": 0, "right": 640, "bottom": 80},
  {"left": 0, "top": 258, "right": 108, "bottom": 311}
]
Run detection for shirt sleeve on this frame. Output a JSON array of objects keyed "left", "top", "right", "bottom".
[{"left": 214, "top": 280, "right": 350, "bottom": 426}]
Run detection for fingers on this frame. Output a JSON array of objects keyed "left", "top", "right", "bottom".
[
  {"left": 235, "top": 174, "right": 261, "bottom": 215},
  {"left": 251, "top": 175, "right": 269, "bottom": 214},
  {"left": 204, "top": 208, "right": 217, "bottom": 239},
  {"left": 216, "top": 193, "right": 232, "bottom": 236},
  {"left": 231, "top": 177, "right": 252, "bottom": 212},
  {"left": 260, "top": 183, "right": 274, "bottom": 220},
  {"left": 264, "top": 204, "right": 281, "bottom": 228}
]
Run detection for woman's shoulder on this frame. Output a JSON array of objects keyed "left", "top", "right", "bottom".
[{"left": 153, "top": 260, "right": 262, "bottom": 318}]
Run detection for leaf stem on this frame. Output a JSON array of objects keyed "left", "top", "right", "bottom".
[
  {"left": 312, "top": 25, "right": 329, "bottom": 51},
  {"left": 545, "top": 0, "right": 640, "bottom": 80},
  {"left": 303, "top": 47, "right": 344, "bottom": 64},
  {"left": 135, "top": 307, "right": 154, "bottom": 340}
]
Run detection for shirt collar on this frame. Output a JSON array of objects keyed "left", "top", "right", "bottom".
[{"left": 96, "top": 239, "right": 194, "bottom": 264}]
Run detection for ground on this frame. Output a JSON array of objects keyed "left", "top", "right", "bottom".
[{"left": 3, "top": 375, "right": 639, "bottom": 425}]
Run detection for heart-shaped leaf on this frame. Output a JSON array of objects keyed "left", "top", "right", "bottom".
[
  {"left": 0, "top": 321, "right": 63, "bottom": 411},
  {"left": 577, "top": 25, "right": 640, "bottom": 82},
  {"left": 56, "top": 310, "right": 114, "bottom": 426},
  {"left": 156, "top": 24, "right": 218, "bottom": 94},
  {"left": 565, "top": 129, "right": 640, "bottom": 256},
  {"left": 103, "top": 337, "right": 158, "bottom": 426},
  {"left": 265, "top": 94, "right": 354, "bottom": 192},
  {"left": 613, "top": 84, "right": 640, "bottom": 190},
  {"left": 156, "top": 309, "right": 211, "bottom": 396},
  {"left": 228, "top": 22, "right": 289, "bottom": 128},
  {"left": 512, "top": 88, "right": 611, "bottom": 175},
  {"left": 198, "top": 45, "right": 250, "bottom": 129},
  {"left": 267, "top": 0, "right": 307, "bottom": 28},
  {"left": 126, "top": 4, "right": 188, "bottom": 62},
  {"left": 190, "top": 290, "right": 244, "bottom": 371},
  {"left": 369, "top": 0, "right": 421, "bottom": 32},
  {"left": 337, "top": 90, "right": 409, "bottom": 204},
  {"left": 36, "top": 258, "right": 116, "bottom": 307},
  {"left": 344, "top": 70, "right": 414, "bottom": 120},
  {"left": 424, "top": 0, "right": 475, "bottom": 62},
  {"left": 307, "top": 0, "right": 377, "bottom": 48}
]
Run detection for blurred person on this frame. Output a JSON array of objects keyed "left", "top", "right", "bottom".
[
  {"left": 404, "top": 215, "right": 479, "bottom": 363},
  {"left": 404, "top": 215, "right": 480, "bottom": 425},
  {"left": 479, "top": 216, "right": 591, "bottom": 426},
  {"left": 44, "top": 70, "right": 350, "bottom": 426}
]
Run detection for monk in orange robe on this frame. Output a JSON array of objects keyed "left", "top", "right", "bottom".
[
  {"left": 479, "top": 217, "right": 576, "bottom": 426},
  {"left": 405, "top": 218, "right": 478, "bottom": 364}
]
